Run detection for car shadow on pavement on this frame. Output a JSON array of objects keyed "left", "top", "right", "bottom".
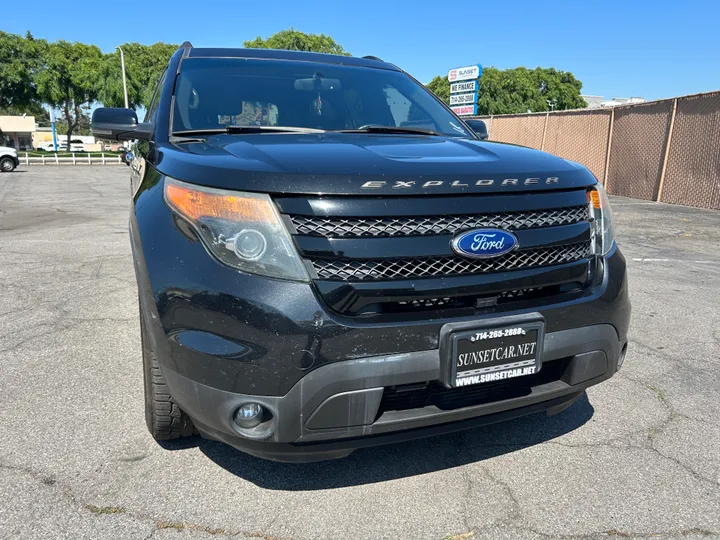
[{"left": 164, "top": 393, "right": 594, "bottom": 490}]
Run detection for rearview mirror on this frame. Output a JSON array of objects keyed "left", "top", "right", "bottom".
[
  {"left": 91, "top": 108, "right": 152, "bottom": 141},
  {"left": 294, "top": 76, "right": 342, "bottom": 91},
  {"left": 464, "top": 119, "right": 489, "bottom": 140}
]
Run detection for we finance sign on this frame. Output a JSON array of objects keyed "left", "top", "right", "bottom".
[{"left": 450, "top": 80, "right": 477, "bottom": 93}]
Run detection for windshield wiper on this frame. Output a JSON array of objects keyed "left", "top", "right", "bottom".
[
  {"left": 172, "top": 126, "right": 326, "bottom": 136},
  {"left": 336, "top": 125, "right": 442, "bottom": 136}
]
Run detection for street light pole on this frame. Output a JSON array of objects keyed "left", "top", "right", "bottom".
[{"left": 116, "top": 46, "right": 129, "bottom": 109}]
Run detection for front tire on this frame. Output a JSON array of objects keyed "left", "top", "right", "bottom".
[
  {"left": 140, "top": 304, "right": 195, "bottom": 440},
  {"left": 0, "top": 157, "right": 16, "bottom": 172}
]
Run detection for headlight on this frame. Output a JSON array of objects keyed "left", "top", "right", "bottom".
[
  {"left": 164, "top": 178, "right": 309, "bottom": 282},
  {"left": 586, "top": 183, "right": 615, "bottom": 256}
]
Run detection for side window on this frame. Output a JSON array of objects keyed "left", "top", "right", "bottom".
[{"left": 144, "top": 70, "right": 167, "bottom": 124}]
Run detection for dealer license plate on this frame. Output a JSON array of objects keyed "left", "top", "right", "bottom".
[{"left": 450, "top": 322, "right": 543, "bottom": 387}]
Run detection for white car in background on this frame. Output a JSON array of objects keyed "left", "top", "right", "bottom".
[
  {"left": 0, "top": 146, "right": 19, "bottom": 172},
  {"left": 39, "top": 141, "right": 85, "bottom": 152}
]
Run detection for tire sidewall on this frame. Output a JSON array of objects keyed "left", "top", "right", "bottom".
[
  {"left": 0, "top": 158, "right": 15, "bottom": 172},
  {"left": 139, "top": 304, "right": 155, "bottom": 432}
]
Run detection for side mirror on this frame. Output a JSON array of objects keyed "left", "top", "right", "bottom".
[
  {"left": 465, "top": 119, "right": 489, "bottom": 140},
  {"left": 91, "top": 108, "right": 152, "bottom": 141}
]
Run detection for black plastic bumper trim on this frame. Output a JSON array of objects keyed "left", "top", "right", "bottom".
[{"left": 160, "top": 323, "right": 622, "bottom": 460}]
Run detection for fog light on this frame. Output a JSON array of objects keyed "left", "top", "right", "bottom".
[
  {"left": 234, "top": 403, "right": 264, "bottom": 429},
  {"left": 232, "top": 229, "right": 267, "bottom": 260}
]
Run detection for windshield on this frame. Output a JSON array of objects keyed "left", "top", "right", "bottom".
[{"left": 172, "top": 58, "right": 471, "bottom": 138}]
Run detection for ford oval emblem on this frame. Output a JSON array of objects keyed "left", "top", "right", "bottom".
[{"left": 451, "top": 228, "right": 519, "bottom": 259}]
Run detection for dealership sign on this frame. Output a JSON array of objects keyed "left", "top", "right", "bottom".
[
  {"left": 450, "top": 92, "right": 478, "bottom": 105},
  {"left": 448, "top": 64, "right": 482, "bottom": 115},
  {"left": 451, "top": 104, "right": 478, "bottom": 116},
  {"left": 448, "top": 64, "right": 482, "bottom": 82},
  {"left": 450, "top": 80, "right": 477, "bottom": 93}
]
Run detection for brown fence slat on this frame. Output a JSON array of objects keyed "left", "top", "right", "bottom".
[
  {"left": 543, "top": 109, "right": 612, "bottom": 182},
  {"left": 606, "top": 100, "right": 674, "bottom": 200},
  {"left": 659, "top": 92, "right": 720, "bottom": 210},
  {"left": 489, "top": 114, "right": 546, "bottom": 149},
  {"left": 471, "top": 91, "right": 720, "bottom": 210}
]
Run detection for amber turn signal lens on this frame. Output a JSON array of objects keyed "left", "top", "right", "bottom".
[
  {"left": 165, "top": 181, "right": 276, "bottom": 223},
  {"left": 587, "top": 189, "right": 602, "bottom": 209}
]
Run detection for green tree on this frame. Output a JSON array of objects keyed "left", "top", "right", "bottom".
[
  {"left": 55, "top": 112, "right": 91, "bottom": 135},
  {"left": 244, "top": 29, "right": 350, "bottom": 55},
  {"left": 0, "top": 31, "right": 47, "bottom": 111},
  {"left": 34, "top": 41, "right": 103, "bottom": 150},
  {"left": 98, "top": 42, "right": 177, "bottom": 109},
  {"left": 534, "top": 67, "right": 586, "bottom": 111},
  {"left": 426, "top": 67, "right": 586, "bottom": 115},
  {"left": 427, "top": 75, "right": 450, "bottom": 103}
]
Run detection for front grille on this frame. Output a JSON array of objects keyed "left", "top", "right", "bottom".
[
  {"left": 291, "top": 206, "right": 589, "bottom": 237},
  {"left": 378, "top": 359, "right": 567, "bottom": 413},
  {"left": 312, "top": 242, "right": 591, "bottom": 281},
  {"left": 396, "top": 288, "right": 547, "bottom": 309}
]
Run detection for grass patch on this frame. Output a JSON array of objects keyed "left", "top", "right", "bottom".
[
  {"left": 157, "top": 521, "right": 186, "bottom": 530},
  {"left": 156, "top": 521, "right": 230, "bottom": 535},
  {"left": 85, "top": 504, "right": 126, "bottom": 515},
  {"left": 444, "top": 533, "right": 474, "bottom": 540}
]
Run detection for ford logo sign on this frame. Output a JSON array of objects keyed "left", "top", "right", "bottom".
[{"left": 451, "top": 228, "right": 519, "bottom": 259}]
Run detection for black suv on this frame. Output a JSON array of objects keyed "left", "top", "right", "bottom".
[{"left": 92, "top": 45, "right": 630, "bottom": 462}]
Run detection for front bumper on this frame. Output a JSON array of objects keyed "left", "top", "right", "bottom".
[
  {"left": 131, "top": 178, "right": 630, "bottom": 461},
  {"left": 161, "top": 323, "right": 624, "bottom": 461}
]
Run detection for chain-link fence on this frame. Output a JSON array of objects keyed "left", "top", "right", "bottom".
[
  {"left": 545, "top": 109, "right": 611, "bottom": 182},
  {"left": 472, "top": 90, "right": 720, "bottom": 210},
  {"left": 607, "top": 100, "right": 673, "bottom": 200},
  {"left": 487, "top": 113, "right": 546, "bottom": 150},
  {"left": 660, "top": 92, "right": 720, "bottom": 208}
]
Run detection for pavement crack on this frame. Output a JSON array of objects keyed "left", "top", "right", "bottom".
[
  {"left": 648, "top": 442, "right": 720, "bottom": 489},
  {"left": 0, "top": 459, "right": 286, "bottom": 539},
  {"left": 479, "top": 467, "right": 523, "bottom": 525},
  {"left": 458, "top": 465, "right": 474, "bottom": 533},
  {"left": 0, "top": 322, "right": 80, "bottom": 353}
]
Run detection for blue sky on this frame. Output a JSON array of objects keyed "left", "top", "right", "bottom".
[{"left": 5, "top": 0, "right": 719, "bottom": 100}]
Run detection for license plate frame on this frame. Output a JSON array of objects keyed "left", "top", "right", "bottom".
[{"left": 439, "top": 314, "right": 545, "bottom": 388}]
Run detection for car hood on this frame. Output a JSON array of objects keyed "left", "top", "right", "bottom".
[{"left": 155, "top": 133, "right": 597, "bottom": 195}]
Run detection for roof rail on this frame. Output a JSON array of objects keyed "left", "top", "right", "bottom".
[
  {"left": 362, "top": 55, "right": 383, "bottom": 61},
  {"left": 180, "top": 41, "right": 194, "bottom": 49}
]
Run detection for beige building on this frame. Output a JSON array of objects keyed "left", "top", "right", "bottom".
[{"left": 0, "top": 116, "right": 36, "bottom": 150}]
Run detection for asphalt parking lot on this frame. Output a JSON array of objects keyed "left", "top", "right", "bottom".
[{"left": 1, "top": 166, "right": 719, "bottom": 540}]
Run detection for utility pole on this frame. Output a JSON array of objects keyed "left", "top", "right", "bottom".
[
  {"left": 50, "top": 106, "right": 58, "bottom": 151},
  {"left": 116, "top": 46, "right": 129, "bottom": 109}
]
